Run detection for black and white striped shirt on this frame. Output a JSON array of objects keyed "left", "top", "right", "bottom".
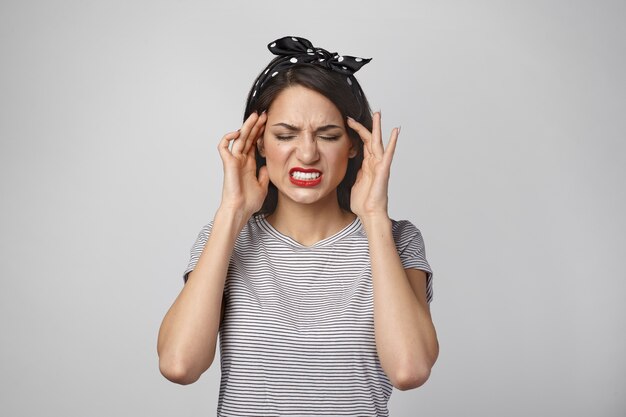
[{"left": 183, "top": 214, "right": 433, "bottom": 416}]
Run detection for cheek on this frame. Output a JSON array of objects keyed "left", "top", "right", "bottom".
[
  {"left": 327, "top": 145, "right": 351, "bottom": 166},
  {"left": 263, "top": 142, "right": 289, "bottom": 169}
]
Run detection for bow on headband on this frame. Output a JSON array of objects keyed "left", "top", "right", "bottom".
[{"left": 250, "top": 36, "right": 372, "bottom": 102}]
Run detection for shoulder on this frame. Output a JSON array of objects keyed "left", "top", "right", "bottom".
[
  {"left": 390, "top": 219, "right": 423, "bottom": 241},
  {"left": 190, "top": 220, "right": 214, "bottom": 245},
  {"left": 388, "top": 218, "right": 429, "bottom": 259}
]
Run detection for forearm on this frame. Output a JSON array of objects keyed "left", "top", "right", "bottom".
[
  {"left": 157, "top": 208, "right": 247, "bottom": 384},
  {"left": 362, "top": 215, "right": 438, "bottom": 389}
]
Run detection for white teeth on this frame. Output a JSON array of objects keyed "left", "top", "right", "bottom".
[{"left": 291, "top": 171, "right": 321, "bottom": 180}]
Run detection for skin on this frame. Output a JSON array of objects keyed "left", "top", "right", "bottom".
[
  {"left": 157, "top": 85, "right": 439, "bottom": 390},
  {"left": 257, "top": 85, "right": 358, "bottom": 244}
]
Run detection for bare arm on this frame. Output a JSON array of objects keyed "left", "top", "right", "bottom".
[
  {"left": 157, "top": 112, "right": 268, "bottom": 385},
  {"left": 363, "top": 216, "right": 439, "bottom": 390},
  {"left": 347, "top": 112, "right": 438, "bottom": 390},
  {"left": 157, "top": 210, "right": 248, "bottom": 384}
]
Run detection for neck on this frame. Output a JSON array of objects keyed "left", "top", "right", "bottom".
[{"left": 266, "top": 193, "right": 356, "bottom": 247}]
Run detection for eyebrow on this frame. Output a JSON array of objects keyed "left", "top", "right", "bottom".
[{"left": 271, "top": 123, "right": 343, "bottom": 132}]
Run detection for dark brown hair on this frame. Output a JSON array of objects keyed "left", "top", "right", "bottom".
[{"left": 245, "top": 61, "right": 373, "bottom": 215}]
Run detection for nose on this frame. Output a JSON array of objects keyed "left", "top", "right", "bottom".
[{"left": 296, "top": 133, "right": 320, "bottom": 164}]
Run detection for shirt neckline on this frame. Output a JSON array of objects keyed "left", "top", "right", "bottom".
[{"left": 255, "top": 214, "right": 362, "bottom": 249}]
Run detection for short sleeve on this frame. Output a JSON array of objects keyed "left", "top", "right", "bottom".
[
  {"left": 392, "top": 220, "right": 434, "bottom": 303},
  {"left": 182, "top": 221, "right": 214, "bottom": 284}
]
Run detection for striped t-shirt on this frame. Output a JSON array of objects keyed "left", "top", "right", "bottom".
[{"left": 183, "top": 214, "right": 433, "bottom": 416}]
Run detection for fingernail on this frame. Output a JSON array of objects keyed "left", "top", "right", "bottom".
[{"left": 397, "top": 125, "right": 401, "bottom": 135}]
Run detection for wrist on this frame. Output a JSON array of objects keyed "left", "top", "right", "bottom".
[
  {"left": 359, "top": 212, "right": 391, "bottom": 232},
  {"left": 215, "top": 206, "right": 251, "bottom": 232}
]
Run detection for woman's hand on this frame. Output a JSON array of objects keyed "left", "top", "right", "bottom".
[
  {"left": 347, "top": 111, "right": 399, "bottom": 221},
  {"left": 159, "top": 114, "right": 268, "bottom": 384},
  {"left": 217, "top": 111, "right": 269, "bottom": 219}
]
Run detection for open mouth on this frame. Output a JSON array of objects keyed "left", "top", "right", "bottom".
[{"left": 289, "top": 167, "right": 322, "bottom": 187}]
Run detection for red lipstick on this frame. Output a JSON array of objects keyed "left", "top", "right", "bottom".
[{"left": 289, "top": 167, "right": 322, "bottom": 187}]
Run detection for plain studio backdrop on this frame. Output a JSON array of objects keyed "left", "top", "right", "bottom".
[{"left": 1, "top": 0, "right": 624, "bottom": 416}]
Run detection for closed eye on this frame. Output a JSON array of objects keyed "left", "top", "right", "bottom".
[
  {"left": 274, "top": 135, "right": 341, "bottom": 141},
  {"left": 275, "top": 135, "right": 340, "bottom": 141}
]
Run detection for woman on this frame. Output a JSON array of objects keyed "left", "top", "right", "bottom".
[{"left": 157, "top": 36, "right": 438, "bottom": 416}]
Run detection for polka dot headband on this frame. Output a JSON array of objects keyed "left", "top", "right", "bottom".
[{"left": 249, "top": 36, "right": 372, "bottom": 105}]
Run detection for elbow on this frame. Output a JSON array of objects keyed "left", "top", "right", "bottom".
[
  {"left": 390, "top": 364, "right": 432, "bottom": 391},
  {"left": 387, "top": 342, "right": 439, "bottom": 391},
  {"left": 158, "top": 355, "right": 207, "bottom": 385},
  {"left": 156, "top": 333, "right": 217, "bottom": 385}
]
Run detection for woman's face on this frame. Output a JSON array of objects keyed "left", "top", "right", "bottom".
[{"left": 258, "top": 85, "right": 357, "bottom": 207}]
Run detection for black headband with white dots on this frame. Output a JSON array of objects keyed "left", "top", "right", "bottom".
[{"left": 249, "top": 36, "right": 372, "bottom": 106}]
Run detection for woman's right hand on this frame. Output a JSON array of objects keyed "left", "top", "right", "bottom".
[
  {"left": 159, "top": 113, "right": 268, "bottom": 384},
  {"left": 217, "top": 111, "right": 269, "bottom": 219}
]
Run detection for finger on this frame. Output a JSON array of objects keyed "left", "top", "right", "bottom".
[
  {"left": 248, "top": 125, "right": 265, "bottom": 158},
  {"left": 232, "top": 112, "right": 258, "bottom": 155},
  {"left": 243, "top": 112, "right": 267, "bottom": 155},
  {"left": 383, "top": 127, "right": 400, "bottom": 166},
  {"left": 242, "top": 114, "right": 264, "bottom": 156},
  {"left": 218, "top": 130, "right": 241, "bottom": 159},
  {"left": 232, "top": 112, "right": 259, "bottom": 155},
  {"left": 346, "top": 116, "right": 374, "bottom": 157},
  {"left": 371, "top": 111, "right": 384, "bottom": 159}
]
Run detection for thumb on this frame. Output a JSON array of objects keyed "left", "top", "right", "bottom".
[{"left": 355, "top": 167, "right": 364, "bottom": 183}]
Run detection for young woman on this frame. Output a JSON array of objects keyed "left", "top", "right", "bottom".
[{"left": 157, "top": 36, "right": 438, "bottom": 416}]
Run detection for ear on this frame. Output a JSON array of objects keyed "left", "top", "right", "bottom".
[
  {"left": 348, "top": 141, "right": 358, "bottom": 159},
  {"left": 257, "top": 135, "right": 266, "bottom": 157}
]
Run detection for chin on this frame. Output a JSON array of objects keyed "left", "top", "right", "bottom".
[
  {"left": 277, "top": 186, "right": 332, "bottom": 205},
  {"left": 287, "top": 191, "right": 324, "bottom": 205}
]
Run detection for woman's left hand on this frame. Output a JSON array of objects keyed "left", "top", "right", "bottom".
[{"left": 347, "top": 111, "right": 399, "bottom": 221}]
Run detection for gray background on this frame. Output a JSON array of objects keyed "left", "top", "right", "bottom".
[{"left": 1, "top": 0, "right": 624, "bottom": 416}]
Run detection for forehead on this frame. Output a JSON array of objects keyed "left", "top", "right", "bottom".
[{"left": 267, "top": 85, "right": 342, "bottom": 126}]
